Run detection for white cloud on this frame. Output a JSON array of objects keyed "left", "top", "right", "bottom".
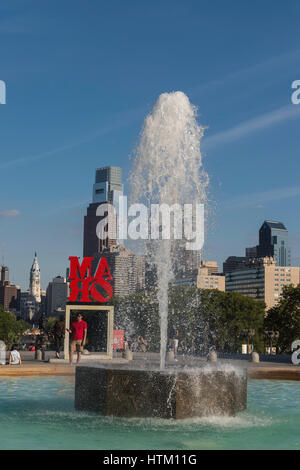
[
  {"left": 223, "top": 185, "right": 300, "bottom": 210},
  {"left": 203, "top": 105, "right": 300, "bottom": 149},
  {"left": 0, "top": 209, "right": 20, "bottom": 217},
  {"left": 192, "top": 49, "right": 300, "bottom": 98}
]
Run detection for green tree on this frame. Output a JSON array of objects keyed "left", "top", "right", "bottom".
[
  {"left": 113, "top": 287, "right": 265, "bottom": 353},
  {"left": 265, "top": 284, "right": 300, "bottom": 353},
  {"left": 45, "top": 317, "right": 60, "bottom": 336},
  {"left": 0, "top": 305, "right": 29, "bottom": 348}
]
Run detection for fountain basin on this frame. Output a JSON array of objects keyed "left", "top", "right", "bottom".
[{"left": 75, "top": 365, "right": 247, "bottom": 419}]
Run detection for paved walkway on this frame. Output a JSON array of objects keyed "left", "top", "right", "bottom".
[{"left": 1, "top": 351, "right": 300, "bottom": 379}]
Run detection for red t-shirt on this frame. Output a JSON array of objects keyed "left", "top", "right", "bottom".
[{"left": 71, "top": 320, "right": 87, "bottom": 340}]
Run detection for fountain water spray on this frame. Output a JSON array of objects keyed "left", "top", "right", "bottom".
[
  {"left": 130, "top": 91, "right": 209, "bottom": 369},
  {"left": 75, "top": 92, "right": 247, "bottom": 420}
]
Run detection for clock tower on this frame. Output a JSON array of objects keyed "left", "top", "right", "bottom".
[{"left": 29, "top": 252, "right": 41, "bottom": 303}]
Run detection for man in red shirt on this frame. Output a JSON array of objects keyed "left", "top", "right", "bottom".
[{"left": 66, "top": 313, "right": 87, "bottom": 365}]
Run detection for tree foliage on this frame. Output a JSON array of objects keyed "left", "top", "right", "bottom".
[
  {"left": 0, "top": 305, "right": 29, "bottom": 348},
  {"left": 265, "top": 285, "right": 300, "bottom": 353},
  {"left": 113, "top": 287, "right": 265, "bottom": 353}
]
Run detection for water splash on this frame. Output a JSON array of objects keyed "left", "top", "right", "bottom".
[{"left": 130, "top": 91, "right": 209, "bottom": 369}]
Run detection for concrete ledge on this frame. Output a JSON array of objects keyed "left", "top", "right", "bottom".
[
  {"left": 0, "top": 364, "right": 75, "bottom": 376},
  {"left": 248, "top": 367, "right": 300, "bottom": 381},
  {"left": 0, "top": 358, "right": 299, "bottom": 380},
  {"left": 49, "top": 354, "right": 124, "bottom": 364}
]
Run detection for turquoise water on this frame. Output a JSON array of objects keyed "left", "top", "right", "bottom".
[{"left": 0, "top": 376, "right": 300, "bottom": 450}]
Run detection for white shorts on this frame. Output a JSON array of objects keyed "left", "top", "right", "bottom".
[{"left": 173, "top": 339, "right": 179, "bottom": 348}]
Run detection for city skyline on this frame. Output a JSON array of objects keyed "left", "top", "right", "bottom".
[{"left": 1, "top": 1, "right": 300, "bottom": 288}]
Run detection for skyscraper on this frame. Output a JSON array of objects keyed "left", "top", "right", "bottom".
[
  {"left": 83, "top": 166, "right": 123, "bottom": 257},
  {"left": 246, "top": 220, "right": 291, "bottom": 267},
  {"left": 1, "top": 265, "right": 9, "bottom": 282},
  {"left": 0, "top": 266, "right": 19, "bottom": 312},
  {"left": 29, "top": 252, "right": 41, "bottom": 303},
  {"left": 92, "top": 244, "right": 145, "bottom": 298},
  {"left": 46, "top": 276, "right": 67, "bottom": 316}
]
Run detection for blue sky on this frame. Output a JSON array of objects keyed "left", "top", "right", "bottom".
[{"left": 1, "top": 0, "right": 300, "bottom": 289}]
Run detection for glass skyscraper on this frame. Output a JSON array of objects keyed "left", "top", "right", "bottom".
[
  {"left": 83, "top": 166, "right": 123, "bottom": 257},
  {"left": 246, "top": 220, "right": 291, "bottom": 267}
]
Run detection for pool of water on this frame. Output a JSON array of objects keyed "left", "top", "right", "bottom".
[{"left": 0, "top": 376, "right": 299, "bottom": 449}]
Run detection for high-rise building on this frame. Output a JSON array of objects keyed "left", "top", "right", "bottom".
[
  {"left": 200, "top": 261, "right": 219, "bottom": 275},
  {"left": 40, "top": 289, "right": 47, "bottom": 315},
  {"left": 0, "top": 265, "right": 20, "bottom": 313},
  {"left": 1, "top": 265, "right": 9, "bottom": 282},
  {"left": 172, "top": 261, "right": 225, "bottom": 291},
  {"left": 92, "top": 244, "right": 145, "bottom": 298},
  {"left": 172, "top": 239, "right": 201, "bottom": 279},
  {"left": 0, "top": 281, "right": 19, "bottom": 312},
  {"left": 83, "top": 166, "right": 123, "bottom": 257},
  {"left": 29, "top": 252, "right": 41, "bottom": 302},
  {"left": 246, "top": 220, "right": 291, "bottom": 267},
  {"left": 225, "top": 257, "right": 300, "bottom": 310},
  {"left": 197, "top": 262, "right": 225, "bottom": 291},
  {"left": 20, "top": 292, "right": 36, "bottom": 322},
  {"left": 46, "top": 276, "right": 67, "bottom": 316},
  {"left": 223, "top": 256, "right": 247, "bottom": 274},
  {"left": 245, "top": 246, "right": 257, "bottom": 258},
  {"left": 93, "top": 166, "right": 123, "bottom": 206}
]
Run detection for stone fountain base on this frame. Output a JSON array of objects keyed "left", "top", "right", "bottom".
[{"left": 75, "top": 365, "right": 247, "bottom": 419}]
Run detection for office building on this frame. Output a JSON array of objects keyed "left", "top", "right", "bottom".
[
  {"left": 92, "top": 244, "right": 145, "bottom": 298},
  {"left": 246, "top": 220, "right": 291, "bottom": 266},
  {"left": 245, "top": 246, "right": 257, "bottom": 258},
  {"left": 20, "top": 292, "right": 36, "bottom": 322},
  {"left": 0, "top": 280, "right": 19, "bottom": 312},
  {"left": 0, "top": 265, "right": 20, "bottom": 312},
  {"left": 46, "top": 276, "right": 67, "bottom": 316},
  {"left": 1, "top": 265, "right": 9, "bottom": 282},
  {"left": 223, "top": 256, "right": 247, "bottom": 274},
  {"left": 225, "top": 257, "right": 300, "bottom": 310},
  {"left": 83, "top": 166, "right": 123, "bottom": 257},
  {"left": 172, "top": 261, "right": 225, "bottom": 291},
  {"left": 197, "top": 261, "right": 225, "bottom": 291}
]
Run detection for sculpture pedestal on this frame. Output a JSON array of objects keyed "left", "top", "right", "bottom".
[{"left": 75, "top": 365, "right": 247, "bottom": 419}]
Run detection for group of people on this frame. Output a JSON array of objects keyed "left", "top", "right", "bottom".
[
  {"left": 126, "top": 327, "right": 179, "bottom": 359},
  {"left": 0, "top": 344, "right": 23, "bottom": 366},
  {"left": 2, "top": 315, "right": 180, "bottom": 365},
  {"left": 0, "top": 313, "right": 87, "bottom": 366},
  {"left": 55, "top": 318, "right": 180, "bottom": 361}
]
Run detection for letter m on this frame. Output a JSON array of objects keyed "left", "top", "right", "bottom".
[{"left": 68, "top": 256, "right": 93, "bottom": 280}]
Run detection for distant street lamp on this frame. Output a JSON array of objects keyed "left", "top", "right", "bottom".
[{"left": 264, "top": 330, "right": 279, "bottom": 355}]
